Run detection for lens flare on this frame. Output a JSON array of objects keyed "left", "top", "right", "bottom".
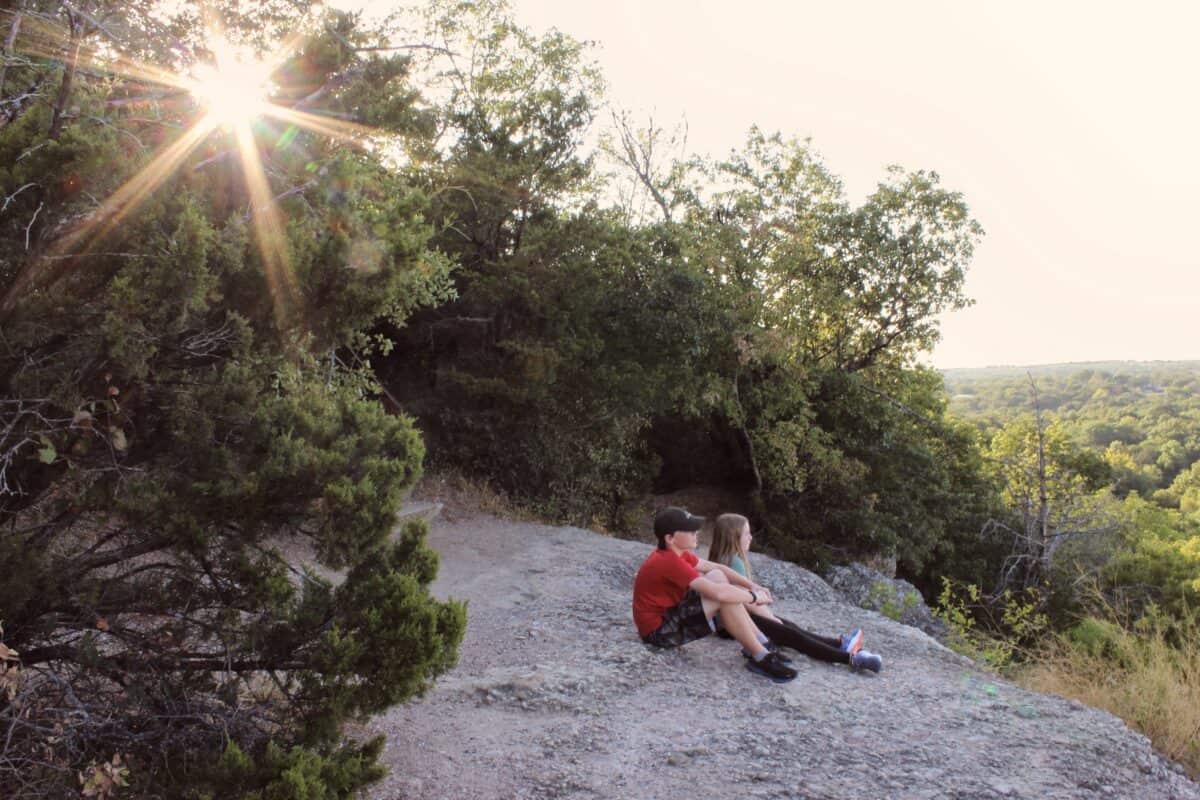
[
  {"left": 234, "top": 118, "right": 298, "bottom": 327},
  {"left": 1, "top": 9, "right": 384, "bottom": 329},
  {"left": 188, "top": 40, "right": 273, "bottom": 128}
]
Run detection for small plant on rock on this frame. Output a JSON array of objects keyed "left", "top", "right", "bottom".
[
  {"left": 935, "top": 578, "right": 1048, "bottom": 669},
  {"left": 868, "top": 580, "right": 922, "bottom": 622}
]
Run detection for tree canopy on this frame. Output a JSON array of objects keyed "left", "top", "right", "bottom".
[{"left": 379, "top": 19, "right": 987, "bottom": 569}]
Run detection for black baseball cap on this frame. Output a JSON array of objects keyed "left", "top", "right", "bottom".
[{"left": 653, "top": 506, "right": 705, "bottom": 540}]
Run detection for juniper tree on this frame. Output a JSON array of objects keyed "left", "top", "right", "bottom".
[{"left": 0, "top": 2, "right": 463, "bottom": 796}]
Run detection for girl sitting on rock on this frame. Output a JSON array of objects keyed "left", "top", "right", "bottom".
[{"left": 709, "top": 512, "right": 884, "bottom": 673}]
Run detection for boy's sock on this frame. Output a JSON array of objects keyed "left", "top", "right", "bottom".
[{"left": 756, "top": 631, "right": 770, "bottom": 644}]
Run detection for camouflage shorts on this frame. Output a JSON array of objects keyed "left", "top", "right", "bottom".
[{"left": 642, "top": 589, "right": 713, "bottom": 648}]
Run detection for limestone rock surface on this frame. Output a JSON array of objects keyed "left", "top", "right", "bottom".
[{"left": 364, "top": 512, "right": 1200, "bottom": 800}]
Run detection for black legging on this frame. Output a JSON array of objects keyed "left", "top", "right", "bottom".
[{"left": 755, "top": 614, "right": 850, "bottom": 664}]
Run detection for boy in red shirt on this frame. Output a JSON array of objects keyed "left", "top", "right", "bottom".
[{"left": 632, "top": 507, "right": 797, "bottom": 682}]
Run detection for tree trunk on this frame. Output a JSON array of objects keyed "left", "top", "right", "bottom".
[
  {"left": 1032, "top": 377, "right": 1052, "bottom": 579},
  {"left": 48, "top": 9, "right": 83, "bottom": 139},
  {"left": 736, "top": 425, "right": 763, "bottom": 496},
  {"left": 732, "top": 376, "right": 762, "bottom": 495},
  {"left": 0, "top": 7, "right": 22, "bottom": 100}
]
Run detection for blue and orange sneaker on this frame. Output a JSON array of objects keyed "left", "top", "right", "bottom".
[
  {"left": 851, "top": 650, "right": 883, "bottom": 673},
  {"left": 841, "top": 629, "right": 863, "bottom": 656}
]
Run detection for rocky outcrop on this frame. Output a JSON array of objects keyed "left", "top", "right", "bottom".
[
  {"left": 826, "top": 562, "right": 949, "bottom": 639},
  {"left": 363, "top": 512, "right": 1200, "bottom": 800}
]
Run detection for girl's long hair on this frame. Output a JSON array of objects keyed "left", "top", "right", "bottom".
[{"left": 710, "top": 513, "right": 753, "bottom": 582}]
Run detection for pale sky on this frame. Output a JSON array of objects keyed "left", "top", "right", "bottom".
[{"left": 340, "top": 1, "right": 1200, "bottom": 368}]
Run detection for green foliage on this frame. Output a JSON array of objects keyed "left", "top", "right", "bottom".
[
  {"left": 867, "top": 581, "right": 921, "bottom": 622},
  {"left": 1096, "top": 496, "right": 1200, "bottom": 623},
  {"left": 0, "top": 4, "right": 463, "bottom": 797},
  {"left": 935, "top": 579, "right": 992, "bottom": 661},
  {"left": 649, "top": 134, "right": 983, "bottom": 570},
  {"left": 384, "top": 30, "right": 989, "bottom": 566},
  {"left": 946, "top": 362, "right": 1200, "bottom": 502},
  {"left": 1161, "top": 461, "right": 1200, "bottom": 517},
  {"left": 975, "top": 410, "right": 1124, "bottom": 606},
  {"left": 667, "top": 130, "right": 978, "bottom": 379},
  {"left": 1065, "top": 616, "right": 1126, "bottom": 661},
  {"left": 935, "top": 578, "right": 1049, "bottom": 669},
  {"left": 985, "top": 416, "right": 1107, "bottom": 509},
  {"left": 376, "top": 2, "right": 664, "bottom": 520},
  {"left": 949, "top": 364, "right": 1200, "bottom": 631},
  {"left": 744, "top": 364, "right": 1002, "bottom": 592},
  {"left": 206, "top": 737, "right": 387, "bottom": 800}
]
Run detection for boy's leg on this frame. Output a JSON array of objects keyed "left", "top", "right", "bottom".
[
  {"left": 642, "top": 591, "right": 714, "bottom": 649},
  {"left": 697, "top": 570, "right": 765, "bottom": 649},
  {"left": 714, "top": 600, "right": 798, "bottom": 681},
  {"left": 700, "top": 594, "right": 768, "bottom": 658}
]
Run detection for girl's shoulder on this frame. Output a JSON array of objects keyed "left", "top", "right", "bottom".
[{"left": 730, "top": 554, "right": 748, "bottom": 577}]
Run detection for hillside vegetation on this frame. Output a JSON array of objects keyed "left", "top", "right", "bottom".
[
  {"left": 943, "top": 362, "right": 1200, "bottom": 774},
  {"left": 944, "top": 361, "right": 1200, "bottom": 615}
]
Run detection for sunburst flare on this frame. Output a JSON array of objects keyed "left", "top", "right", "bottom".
[
  {"left": 234, "top": 119, "right": 299, "bottom": 327},
  {"left": 2, "top": 9, "right": 379, "bottom": 329}
]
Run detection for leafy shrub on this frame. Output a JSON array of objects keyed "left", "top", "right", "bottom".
[{"left": 934, "top": 578, "right": 1049, "bottom": 669}]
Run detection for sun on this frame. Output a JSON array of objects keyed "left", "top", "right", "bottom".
[
  {"left": 187, "top": 38, "right": 273, "bottom": 128},
  {"left": 2, "top": 12, "right": 383, "bottom": 324}
]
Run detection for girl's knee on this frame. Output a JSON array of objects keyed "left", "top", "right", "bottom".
[{"left": 707, "top": 569, "right": 729, "bottom": 584}]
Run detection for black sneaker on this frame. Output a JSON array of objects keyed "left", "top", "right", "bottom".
[
  {"left": 767, "top": 641, "right": 794, "bottom": 663},
  {"left": 741, "top": 641, "right": 793, "bottom": 665},
  {"left": 745, "top": 651, "right": 798, "bottom": 683}
]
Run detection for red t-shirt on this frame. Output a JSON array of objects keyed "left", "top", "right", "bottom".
[{"left": 631, "top": 549, "right": 701, "bottom": 638}]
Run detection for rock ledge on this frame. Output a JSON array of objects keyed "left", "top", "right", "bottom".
[{"left": 364, "top": 513, "right": 1200, "bottom": 800}]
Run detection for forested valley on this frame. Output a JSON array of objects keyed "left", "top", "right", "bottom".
[
  {"left": 0, "top": 0, "right": 1196, "bottom": 795},
  {"left": 939, "top": 362, "right": 1200, "bottom": 773},
  {"left": 944, "top": 360, "right": 1200, "bottom": 618}
]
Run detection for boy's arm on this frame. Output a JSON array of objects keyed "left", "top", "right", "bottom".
[
  {"left": 688, "top": 574, "right": 769, "bottom": 606},
  {"left": 694, "top": 559, "right": 772, "bottom": 601}
]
